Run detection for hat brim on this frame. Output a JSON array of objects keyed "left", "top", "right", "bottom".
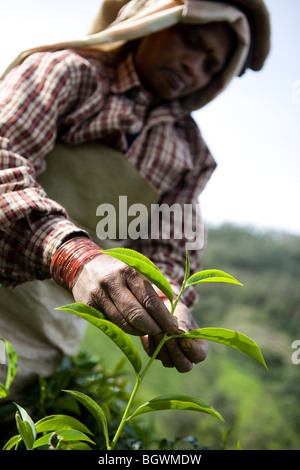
[{"left": 1, "top": 0, "right": 270, "bottom": 111}]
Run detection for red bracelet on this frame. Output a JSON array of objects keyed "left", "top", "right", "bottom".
[
  {"left": 50, "top": 237, "right": 102, "bottom": 291},
  {"left": 156, "top": 290, "right": 168, "bottom": 301},
  {"left": 154, "top": 287, "right": 177, "bottom": 303}
]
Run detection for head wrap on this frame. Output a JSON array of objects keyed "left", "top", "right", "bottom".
[{"left": 2, "top": 0, "right": 271, "bottom": 110}]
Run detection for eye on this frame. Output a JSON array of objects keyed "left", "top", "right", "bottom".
[{"left": 176, "top": 25, "right": 206, "bottom": 51}]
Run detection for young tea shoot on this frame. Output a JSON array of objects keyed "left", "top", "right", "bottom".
[{"left": 3, "top": 249, "right": 267, "bottom": 450}]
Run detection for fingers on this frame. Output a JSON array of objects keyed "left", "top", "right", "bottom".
[
  {"left": 175, "top": 307, "right": 208, "bottom": 365},
  {"left": 162, "top": 337, "right": 195, "bottom": 372},
  {"left": 125, "top": 267, "right": 178, "bottom": 334},
  {"left": 141, "top": 301, "right": 208, "bottom": 373},
  {"left": 89, "top": 288, "right": 144, "bottom": 336},
  {"left": 72, "top": 253, "right": 205, "bottom": 373},
  {"left": 141, "top": 334, "right": 174, "bottom": 368},
  {"left": 73, "top": 254, "right": 177, "bottom": 336},
  {"left": 142, "top": 335, "right": 207, "bottom": 373},
  {"left": 179, "top": 336, "right": 208, "bottom": 364},
  {"left": 93, "top": 280, "right": 163, "bottom": 336},
  {"left": 103, "top": 266, "right": 177, "bottom": 335}
]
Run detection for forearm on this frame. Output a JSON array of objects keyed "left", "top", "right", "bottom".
[
  {"left": 0, "top": 214, "right": 89, "bottom": 286},
  {"left": 0, "top": 141, "right": 88, "bottom": 285},
  {"left": 0, "top": 51, "right": 88, "bottom": 285}
]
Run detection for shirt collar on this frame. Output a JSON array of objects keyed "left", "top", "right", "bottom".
[{"left": 111, "top": 53, "right": 147, "bottom": 94}]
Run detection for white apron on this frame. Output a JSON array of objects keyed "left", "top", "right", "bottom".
[{"left": 0, "top": 142, "right": 158, "bottom": 393}]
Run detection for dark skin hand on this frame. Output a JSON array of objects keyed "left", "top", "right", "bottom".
[
  {"left": 71, "top": 22, "right": 236, "bottom": 371},
  {"left": 141, "top": 300, "right": 207, "bottom": 372},
  {"left": 72, "top": 253, "right": 207, "bottom": 372}
]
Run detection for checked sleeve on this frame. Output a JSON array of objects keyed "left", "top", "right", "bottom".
[{"left": 0, "top": 52, "right": 93, "bottom": 286}]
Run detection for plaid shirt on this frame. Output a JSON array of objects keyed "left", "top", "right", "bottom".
[{"left": 0, "top": 50, "right": 216, "bottom": 306}]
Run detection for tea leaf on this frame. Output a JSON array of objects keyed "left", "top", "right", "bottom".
[
  {"left": 0, "top": 337, "right": 18, "bottom": 392},
  {"left": 14, "top": 404, "right": 37, "bottom": 450},
  {"left": 64, "top": 390, "right": 109, "bottom": 448},
  {"left": 2, "top": 434, "right": 22, "bottom": 450},
  {"left": 57, "top": 303, "right": 142, "bottom": 374},
  {"left": 173, "top": 328, "right": 267, "bottom": 368},
  {"left": 102, "top": 248, "right": 174, "bottom": 304},
  {"left": 128, "top": 394, "right": 223, "bottom": 421},
  {"left": 184, "top": 250, "right": 190, "bottom": 284},
  {"left": 0, "top": 383, "right": 9, "bottom": 399},
  {"left": 36, "top": 414, "right": 92, "bottom": 435},
  {"left": 4, "top": 339, "right": 18, "bottom": 390},
  {"left": 33, "top": 430, "right": 95, "bottom": 449},
  {"left": 56, "top": 302, "right": 106, "bottom": 319},
  {"left": 186, "top": 269, "right": 243, "bottom": 287},
  {"left": 15, "top": 415, "right": 34, "bottom": 450}
]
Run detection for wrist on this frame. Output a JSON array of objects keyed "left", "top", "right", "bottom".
[{"left": 50, "top": 237, "right": 102, "bottom": 291}]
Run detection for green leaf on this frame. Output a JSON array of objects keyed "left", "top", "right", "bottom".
[
  {"left": 66, "top": 442, "right": 92, "bottom": 450},
  {"left": 184, "top": 251, "right": 190, "bottom": 284},
  {"left": 186, "top": 269, "right": 243, "bottom": 287},
  {"left": 128, "top": 394, "right": 223, "bottom": 422},
  {"left": 64, "top": 390, "right": 110, "bottom": 449},
  {"left": 56, "top": 302, "right": 106, "bottom": 319},
  {"left": 57, "top": 303, "right": 142, "bottom": 374},
  {"left": 172, "top": 328, "right": 267, "bottom": 369},
  {"left": 0, "top": 384, "right": 9, "bottom": 399},
  {"left": 2, "top": 434, "right": 22, "bottom": 450},
  {"left": 15, "top": 413, "right": 35, "bottom": 450},
  {"left": 14, "top": 403, "right": 37, "bottom": 451},
  {"left": 102, "top": 248, "right": 174, "bottom": 304},
  {"left": 33, "top": 430, "right": 95, "bottom": 449},
  {"left": 35, "top": 414, "right": 92, "bottom": 435},
  {"left": 4, "top": 340, "right": 18, "bottom": 389}
]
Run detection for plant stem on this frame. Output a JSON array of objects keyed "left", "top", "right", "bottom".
[
  {"left": 109, "top": 333, "right": 168, "bottom": 450},
  {"left": 139, "top": 333, "right": 168, "bottom": 382},
  {"left": 172, "top": 275, "right": 188, "bottom": 310},
  {"left": 109, "top": 285, "right": 186, "bottom": 450},
  {"left": 109, "top": 374, "right": 140, "bottom": 450}
]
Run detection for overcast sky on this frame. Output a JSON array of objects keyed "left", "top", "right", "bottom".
[{"left": 1, "top": 0, "right": 299, "bottom": 235}]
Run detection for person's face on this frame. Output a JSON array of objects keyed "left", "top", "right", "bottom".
[{"left": 134, "top": 22, "right": 236, "bottom": 100}]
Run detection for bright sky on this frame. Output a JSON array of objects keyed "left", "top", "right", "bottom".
[{"left": 1, "top": 0, "right": 299, "bottom": 235}]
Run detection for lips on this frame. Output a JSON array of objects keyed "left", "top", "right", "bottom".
[{"left": 162, "top": 67, "right": 187, "bottom": 93}]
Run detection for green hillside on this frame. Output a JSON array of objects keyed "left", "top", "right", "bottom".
[{"left": 80, "top": 224, "right": 300, "bottom": 450}]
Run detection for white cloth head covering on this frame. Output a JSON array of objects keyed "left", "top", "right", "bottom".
[{"left": 1, "top": 0, "right": 254, "bottom": 109}]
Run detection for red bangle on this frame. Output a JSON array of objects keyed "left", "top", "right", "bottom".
[
  {"left": 155, "top": 288, "right": 177, "bottom": 303},
  {"left": 50, "top": 237, "right": 102, "bottom": 291},
  {"left": 156, "top": 290, "right": 168, "bottom": 301}
]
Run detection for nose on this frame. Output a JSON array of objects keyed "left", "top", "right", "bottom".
[{"left": 181, "top": 51, "right": 208, "bottom": 86}]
